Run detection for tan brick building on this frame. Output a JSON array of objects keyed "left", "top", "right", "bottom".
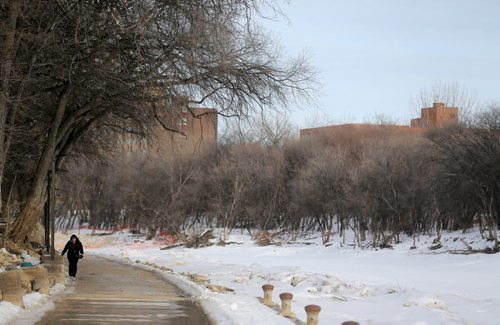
[
  {"left": 151, "top": 106, "right": 218, "bottom": 157},
  {"left": 300, "top": 123, "right": 423, "bottom": 144},
  {"left": 121, "top": 97, "right": 218, "bottom": 158},
  {"left": 410, "top": 102, "right": 458, "bottom": 128},
  {"left": 300, "top": 103, "right": 458, "bottom": 143}
]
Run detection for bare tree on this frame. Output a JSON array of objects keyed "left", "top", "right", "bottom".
[
  {"left": 428, "top": 104, "right": 500, "bottom": 244},
  {"left": 411, "top": 81, "right": 479, "bottom": 121},
  {"left": 257, "top": 112, "right": 297, "bottom": 147},
  {"left": 1, "top": 0, "right": 315, "bottom": 244}
]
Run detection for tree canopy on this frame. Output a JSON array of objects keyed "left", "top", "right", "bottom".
[{"left": 0, "top": 0, "right": 314, "bottom": 243}]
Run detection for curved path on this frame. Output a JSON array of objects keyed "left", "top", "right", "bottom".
[{"left": 37, "top": 255, "right": 210, "bottom": 324}]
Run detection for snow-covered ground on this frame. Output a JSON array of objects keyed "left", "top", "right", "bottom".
[
  {"left": 0, "top": 284, "right": 67, "bottom": 325},
  {"left": 53, "top": 228, "right": 499, "bottom": 325}
]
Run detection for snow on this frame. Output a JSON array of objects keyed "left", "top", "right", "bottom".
[
  {"left": 12, "top": 284, "right": 68, "bottom": 325},
  {"left": 0, "top": 284, "right": 67, "bottom": 325},
  {"left": 0, "top": 225, "right": 494, "bottom": 324},
  {"left": 74, "top": 228, "right": 500, "bottom": 325},
  {"left": 0, "top": 302, "right": 22, "bottom": 325},
  {"left": 20, "top": 251, "right": 41, "bottom": 266}
]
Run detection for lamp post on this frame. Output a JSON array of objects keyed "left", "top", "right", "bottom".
[
  {"left": 50, "top": 159, "right": 56, "bottom": 260},
  {"left": 44, "top": 191, "right": 50, "bottom": 253},
  {"left": 46, "top": 154, "right": 68, "bottom": 260}
]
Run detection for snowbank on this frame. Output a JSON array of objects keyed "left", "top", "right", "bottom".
[{"left": 0, "top": 284, "right": 66, "bottom": 325}]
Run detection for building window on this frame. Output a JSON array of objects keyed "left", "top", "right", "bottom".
[
  {"left": 449, "top": 113, "right": 456, "bottom": 119},
  {"left": 179, "top": 117, "right": 188, "bottom": 126}
]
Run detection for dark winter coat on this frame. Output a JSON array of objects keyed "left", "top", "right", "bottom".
[{"left": 61, "top": 241, "right": 84, "bottom": 261}]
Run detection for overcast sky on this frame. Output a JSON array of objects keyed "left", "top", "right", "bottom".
[{"left": 261, "top": 0, "right": 500, "bottom": 128}]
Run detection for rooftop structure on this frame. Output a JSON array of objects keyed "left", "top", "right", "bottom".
[{"left": 410, "top": 102, "right": 458, "bottom": 128}]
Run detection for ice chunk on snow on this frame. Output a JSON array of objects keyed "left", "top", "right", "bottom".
[{"left": 404, "top": 297, "right": 448, "bottom": 311}]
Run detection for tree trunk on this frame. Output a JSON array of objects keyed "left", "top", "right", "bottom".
[
  {"left": 10, "top": 87, "right": 72, "bottom": 243},
  {"left": 0, "top": 0, "right": 21, "bottom": 213}
]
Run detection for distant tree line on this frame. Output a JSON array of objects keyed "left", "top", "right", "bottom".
[{"left": 58, "top": 106, "right": 500, "bottom": 247}]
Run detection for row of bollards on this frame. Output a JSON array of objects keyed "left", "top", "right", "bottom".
[{"left": 262, "top": 284, "right": 359, "bottom": 325}]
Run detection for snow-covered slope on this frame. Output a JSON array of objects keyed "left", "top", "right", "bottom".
[{"left": 71, "top": 228, "right": 500, "bottom": 325}]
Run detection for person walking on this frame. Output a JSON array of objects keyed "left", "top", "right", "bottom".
[{"left": 61, "top": 234, "right": 84, "bottom": 277}]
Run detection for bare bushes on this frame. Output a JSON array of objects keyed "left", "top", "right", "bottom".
[
  {"left": 428, "top": 105, "right": 500, "bottom": 244},
  {"left": 288, "top": 146, "right": 352, "bottom": 243},
  {"left": 58, "top": 107, "right": 500, "bottom": 247},
  {"left": 351, "top": 137, "right": 436, "bottom": 246},
  {"left": 208, "top": 144, "right": 287, "bottom": 240}
]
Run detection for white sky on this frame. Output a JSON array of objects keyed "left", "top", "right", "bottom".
[{"left": 261, "top": 0, "right": 500, "bottom": 128}]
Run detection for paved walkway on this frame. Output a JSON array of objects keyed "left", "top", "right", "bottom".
[{"left": 37, "top": 255, "right": 211, "bottom": 324}]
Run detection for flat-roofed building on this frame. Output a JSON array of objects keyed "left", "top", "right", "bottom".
[
  {"left": 410, "top": 102, "right": 458, "bottom": 128},
  {"left": 300, "top": 103, "right": 458, "bottom": 144}
]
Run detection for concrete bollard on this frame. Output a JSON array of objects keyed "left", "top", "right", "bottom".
[
  {"left": 342, "top": 322, "right": 360, "bottom": 325},
  {"left": 279, "top": 292, "right": 296, "bottom": 319},
  {"left": 262, "top": 284, "right": 275, "bottom": 306},
  {"left": 304, "top": 304, "right": 321, "bottom": 325}
]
